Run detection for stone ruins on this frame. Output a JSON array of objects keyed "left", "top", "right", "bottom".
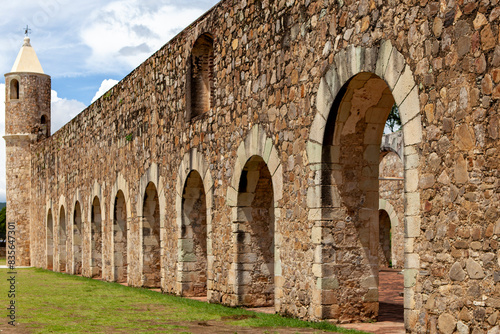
[{"left": 3, "top": 1, "right": 499, "bottom": 333}]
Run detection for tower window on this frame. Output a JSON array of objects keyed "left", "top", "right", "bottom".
[
  {"left": 10, "top": 79, "right": 19, "bottom": 100},
  {"left": 186, "top": 33, "right": 214, "bottom": 120},
  {"left": 41, "top": 115, "right": 47, "bottom": 124}
]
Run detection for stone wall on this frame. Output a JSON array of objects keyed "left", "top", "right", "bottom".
[{"left": 22, "top": 0, "right": 500, "bottom": 333}]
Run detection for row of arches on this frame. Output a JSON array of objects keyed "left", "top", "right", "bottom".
[
  {"left": 43, "top": 40, "right": 422, "bottom": 323},
  {"left": 45, "top": 140, "right": 281, "bottom": 303},
  {"left": 46, "top": 187, "right": 155, "bottom": 285}
]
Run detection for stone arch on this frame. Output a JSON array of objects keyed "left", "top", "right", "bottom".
[
  {"left": 378, "top": 209, "right": 392, "bottom": 268},
  {"left": 307, "top": 41, "right": 422, "bottom": 324},
  {"left": 57, "top": 195, "right": 68, "bottom": 273},
  {"left": 380, "top": 131, "right": 404, "bottom": 162},
  {"left": 379, "top": 199, "right": 401, "bottom": 268},
  {"left": 110, "top": 174, "right": 132, "bottom": 283},
  {"left": 186, "top": 32, "right": 214, "bottom": 120},
  {"left": 137, "top": 163, "right": 166, "bottom": 288},
  {"left": 175, "top": 149, "right": 214, "bottom": 297},
  {"left": 71, "top": 189, "right": 84, "bottom": 275},
  {"left": 45, "top": 200, "right": 54, "bottom": 270},
  {"left": 226, "top": 124, "right": 283, "bottom": 309},
  {"left": 88, "top": 182, "right": 105, "bottom": 278}
]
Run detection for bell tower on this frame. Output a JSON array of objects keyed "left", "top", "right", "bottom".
[{"left": 4, "top": 36, "right": 51, "bottom": 266}]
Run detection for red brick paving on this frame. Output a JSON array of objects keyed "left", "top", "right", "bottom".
[{"left": 340, "top": 269, "right": 405, "bottom": 334}]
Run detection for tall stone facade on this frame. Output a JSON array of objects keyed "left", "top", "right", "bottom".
[{"left": 4, "top": 1, "right": 500, "bottom": 333}]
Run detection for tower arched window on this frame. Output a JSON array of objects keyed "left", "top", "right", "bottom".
[
  {"left": 186, "top": 33, "right": 214, "bottom": 120},
  {"left": 10, "top": 79, "right": 19, "bottom": 100},
  {"left": 41, "top": 115, "right": 47, "bottom": 124}
]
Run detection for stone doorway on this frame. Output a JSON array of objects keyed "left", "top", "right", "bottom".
[
  {"left": 179, "top": 170, "right": 207, "bottom": 297},
  {"left": 58, "top": 206, "right": 67, "bottom": 272},
  {"left": 234, "top": 155, "right": 275, "bottom": 307},
  {"left": 46, "top": 210, "right": 53, "bottom": 270},
  {"left": 142, "top": 182, "right": 161, "bottom": 288},
  {"left": 319, "top": 71, "right": 405, "bottom": 321},
  {"left": 91, "top": 197, "right": 103, "bottom": 278},
  {"left": 73, "top": 202, "right": 83, "bottom": 275},
  {"left": 113, "top": 191, "right": 128, "bottom": 283}
]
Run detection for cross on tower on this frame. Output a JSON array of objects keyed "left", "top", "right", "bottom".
[{"left": 24, "top": 25, "right": 31, "bottom": 37}]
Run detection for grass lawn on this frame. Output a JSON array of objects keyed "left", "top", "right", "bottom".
[
  {"left": 0, "top": 257, "right": 5, "bottom": 265},
  {"left": 1, "top": 268, "right": 368, "bottom": 334}
]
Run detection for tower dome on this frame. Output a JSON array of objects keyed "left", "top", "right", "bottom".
[{"left": 10, "top": 37, "right": 45, "bottom": 74}]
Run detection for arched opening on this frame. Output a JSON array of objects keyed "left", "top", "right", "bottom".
[
  {"left": 73, "top": 202, "right": 83, "bottom": 275},
  {"left": 47, "top": 210, "right": 53, "bottom": 270},
  {"left": 91, "top": 197, "right": 103, "bottom": 278},
  {"left": 235, "top": 155, "right": 274, "bottom": 307},
  {"left": 58, "top": 206, "right": 67, "bottom": 272},
  {"left": 142, "top": 182, "right": 161, "bottom": 288},
  {"left": 186, "top": 33, "right": 214, "bottom": 119},
  {"left": 378, "top": 210, "right": 391, "bottom": 268},
  {"left": 10, "top": 79, "right": 19, "bottom": 100},
  {"left": 378, "top": 150, "right": 404, "bottom": 269},
  {"left": 41, "top": 115, "right": 47, "bottom": 124},
  {"left": 113, "top": 191, "right": 128, "bottom": 283},
  {"left": 179, "top": 170, "right": 207, "bottom": 297},
  {"left": 322, "top": 72, "right": 403, "bottom": 321}
]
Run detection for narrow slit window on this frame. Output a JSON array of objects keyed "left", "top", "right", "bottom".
[{"left": 187, "top": 34, "right": 214, "bottom": 120}]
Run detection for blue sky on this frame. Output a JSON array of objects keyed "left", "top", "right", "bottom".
[{"left": 0, "top": 0, "right": 220, "bottom": 202}]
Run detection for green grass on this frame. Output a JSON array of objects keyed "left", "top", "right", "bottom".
[
  {"left": 0, "top": 257, "right": 5, "bottom": 265},
  {"left": 2, "top": 268, "right": 367, "bottom": 333}
]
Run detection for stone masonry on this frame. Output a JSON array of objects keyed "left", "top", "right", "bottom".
[{"left": 4, "top": 1, "right": 500, "bottom": 333}]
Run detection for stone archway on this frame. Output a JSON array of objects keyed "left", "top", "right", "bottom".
[
  {"left": 91, "top": 196, "right": 103, "bottom": 278},
  {"left": 137, "top": 163, "right": 167, "bottom": 290},
  {"left": 142, "top": 182, "right": 161, "bottom": 288},
  {"left": 110, "top": 174, "right": 132, "bottom": 284},
  {"left": 175, "top": 149, "right": 214, "bottom": 299},
  {"left": 307, "top": 41, "right": 422, "bottom": 326},
  {"left": 226, "top": 125, "right": 283, "bottom": 310},
  {"left": 58, "top": 205, "right": 67, "bottom": 273},
  {"left": 113, "top": 190, "right": 128, "bottom": 283},
  {"left": 85, "top": 182, "right": 106, "bottom": 279},
  {"left": 378, "top": 199, "right": 402, "bottom": 269},
  {"left": 46, "top": 208, "right": 54, "bottom": 270},
  {"left": 73, "top": 200, "right": 83, "bottom": 275}
]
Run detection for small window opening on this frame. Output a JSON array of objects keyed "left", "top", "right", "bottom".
[
  {"left": 41, "top": 115, "right": 47, "bottom": 124},
  {"left": 10, "top": 79, "right": 19, "bottom": 100},
  {"left": 187, "top": 33, "right": 214, "bottom": 120}
]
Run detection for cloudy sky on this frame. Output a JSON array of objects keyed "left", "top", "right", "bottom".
[{"left": 0, "top": 0, "right": 220, "bottom": 202}]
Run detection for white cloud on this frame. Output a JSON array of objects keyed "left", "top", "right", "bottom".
[
  {"left": 81, "top": 0, "right": 205, "bottom": 73},
  {"left": 91, "top": 79, "right": 119, "bottom": 103},
  {"left": 51, "top": 90, "right": 86, "bottom": 133}
]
